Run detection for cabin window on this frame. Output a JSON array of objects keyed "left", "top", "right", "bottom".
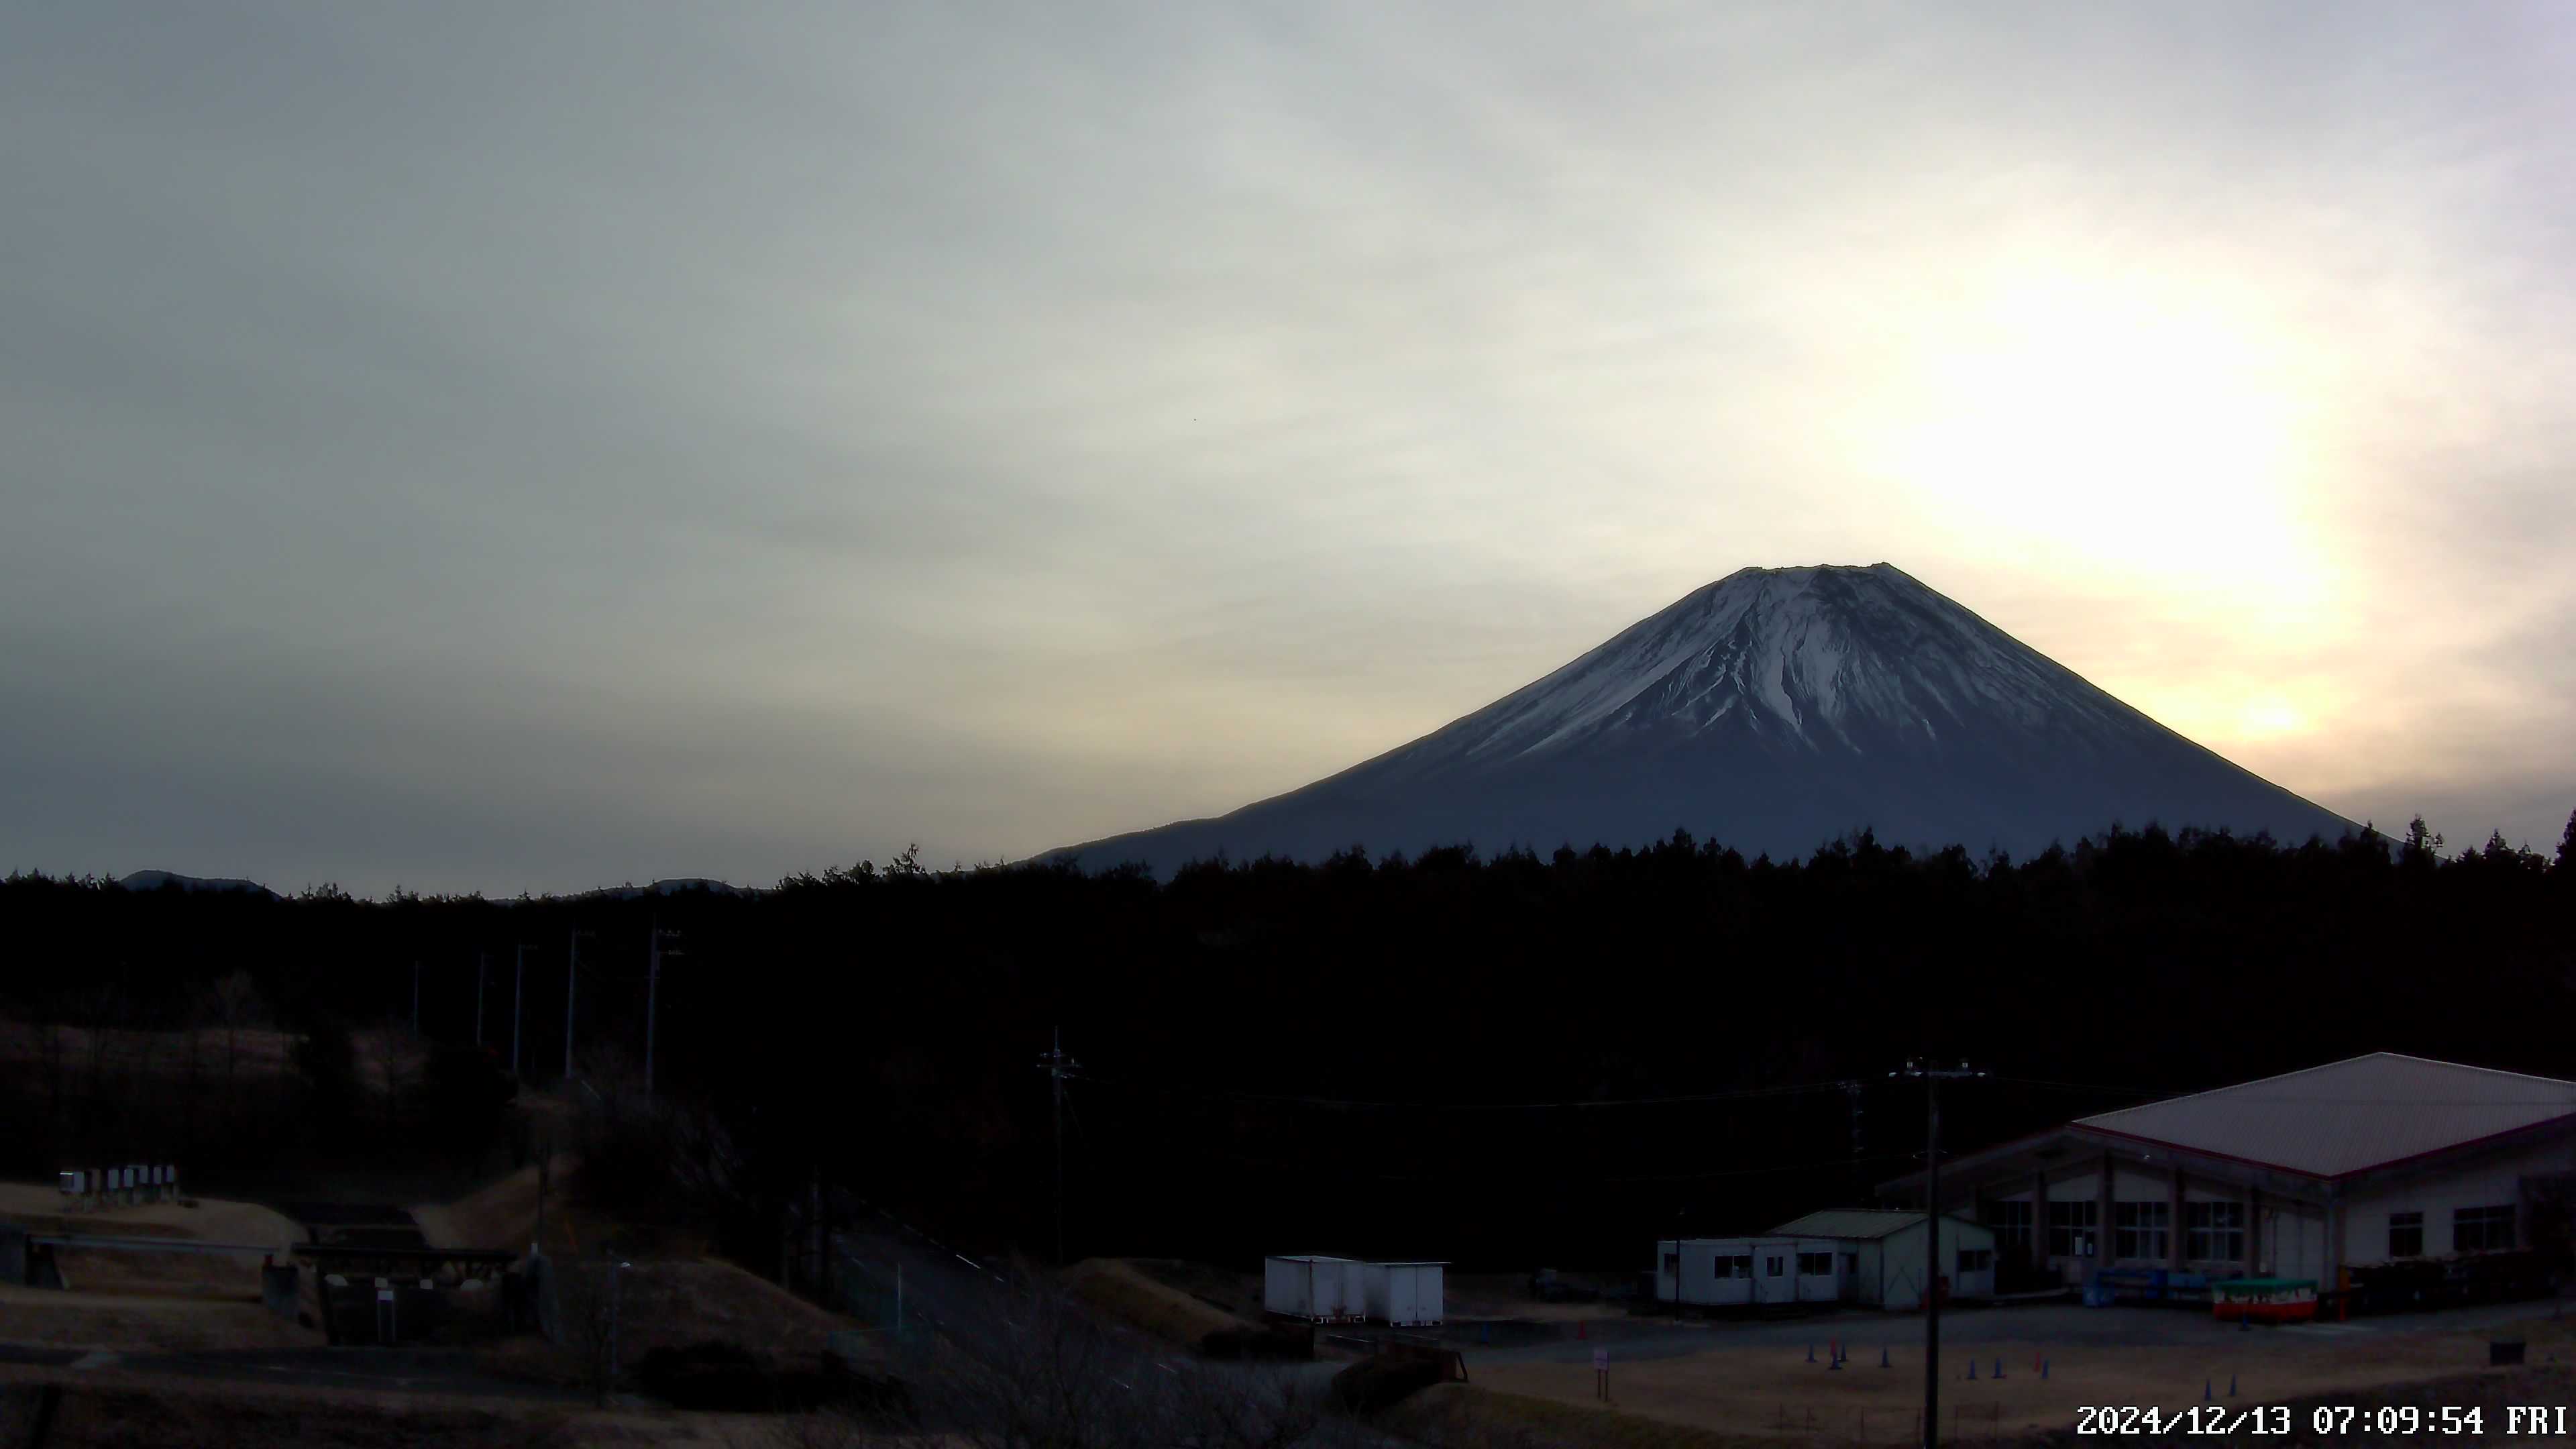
[
  {"left": 1797, "top": 1252, "right": 1833, "bottom": 1276},
  {"left": 2115, "top": 1202, "right": 2170, "bottom": 1260},
  {"left": 1985, "top": 1200, "right": 2033, "bottom": 1256},
  {"left": 1766, "top": 1255, "right": 1785, "bottom": 1277},
  {"left": 1717, "top": 1254, "right": 1751, "bottom": 1279},
  {"left": 2387, "top": 1212, "right": 2422, "bottom": 1258},
  {"left": 2047, "top": 1200, "right": 2098, "bottom": 1256},
  {"left": 1663, "top": 1252, "right": 1679, "bottom": 1275},
  {"left": 1957, "top": 1248, "right": 1992, "bottom": 1273},
  {"left": 2186, "top": 1201, "right": 2246, "bottom": 1262},
  {"left": 2454, "top": 1205, "right": 2515, "bottom": 1253}
]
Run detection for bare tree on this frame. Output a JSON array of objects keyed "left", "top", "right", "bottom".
[
  {"left": 37, "top": 991, "right": 69, "bottom": 1128},
  {"left": 354, "top": 1019, "right": 420, "bottom": 1140},
  {"left": 546, "top": 1250, "right": 627, "bottom": 1407},
  {"left": 209, "top": 969, "right": 267, "bottom": 1136}
]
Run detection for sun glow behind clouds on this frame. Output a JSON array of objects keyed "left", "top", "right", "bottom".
[{"left": 1879, "top": 272, "right": 2330, "bottom": 612}]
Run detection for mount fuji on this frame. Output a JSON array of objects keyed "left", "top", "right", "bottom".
[{"left": 1048, "top": 564, "right": 2357, "bottom": 873}]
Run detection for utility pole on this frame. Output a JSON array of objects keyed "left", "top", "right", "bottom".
[
  {"left": 1843, "top": 1079, "right": 1866, "bottom": 1200},
  {"left": 474, "top": 951, "right": 487, "bottom": 1048},
  {"left": 1036, "top": 1028, "right": 1081, "bottom": 1265},
  {"left": 1894, "top": 1059, "right": 1986, "bottom": 1449},
  {"left": 565, "top": 928, "right": 594, "bottom": 1081},
  {"left": 645, "top": 919, "right": 682, "bottom": 1095}
]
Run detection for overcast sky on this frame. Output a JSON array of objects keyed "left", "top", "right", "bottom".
[{"left": 5, "top": 3, "right": 2571, "bottom": 896}]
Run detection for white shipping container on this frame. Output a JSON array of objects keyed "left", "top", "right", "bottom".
[
  {"left": 1263, "top": 1256, "right": 1366, "bottom": 1322},
  {"left": 1361, "top": 1261, "right": 1446, "bottom": 1326}
]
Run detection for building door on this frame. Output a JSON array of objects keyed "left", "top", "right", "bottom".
[
  {"left": 1754, "top": 1245, "right": 1790, "bottom": 1305},
  {"left": 1840, "top": 1252, "right": 1859, "bottom": 1302}
]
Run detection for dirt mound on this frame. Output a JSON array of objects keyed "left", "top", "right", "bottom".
[
  {"left": 413, "top": 1163, "right": 566, "bottom": 1254},
  {"left": 1064, "top": 1258, "right": 1250, "bottom": 1348},
  {"left": 611, "top": 1259, "right": 850, "bottom": 1365}
]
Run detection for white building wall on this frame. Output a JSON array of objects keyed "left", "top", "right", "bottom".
[
  {"left": 1870, "top": 1220, "right": 1996, "bottom": 1309},
  {"left": 2341, "top": 1135, "right": 2576, "bottom": 1264}
]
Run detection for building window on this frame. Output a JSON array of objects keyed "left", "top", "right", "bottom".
[
  {"left": 1797, "top": 1252, "right": 1833, "bottom": 1276},
  {"left": 1729, "top": 1254, "right": 1752, "bottom": 1278},
  {"left": 2115, "top": 1202, "right": 2171, "bottom": 1261},
  {"left": 1986, "top": 1200, "right": 2033, "bottom": 1255},
  {"left": 1663, "top": 1252, "right": 1679, "bottom": 1275},
  {"left": 1957, "top": 1248, "right": 1993, "bottom": 1273},
  {"left": 1766, "top": 1255, "right": 1785, "bottom": 1277},
  {"left": 2186, "top": 1201, "right": 2246, "bottom": 1263},
  {"left": 2047, "top": 1200, "right": 2099, "bottom": 1256},
  {"left": 2387, "top": 1212, "right": 2422, "bottom": 1258},
  {"left": 2455, "top": 1205, "right": 2516, "bottom": 1253}
]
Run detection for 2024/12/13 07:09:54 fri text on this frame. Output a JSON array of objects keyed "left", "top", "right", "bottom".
[{"left": 2078, "top": 1405, "right": 2568, "bottom": 1435}]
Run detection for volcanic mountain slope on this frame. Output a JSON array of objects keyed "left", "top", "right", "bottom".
[{"left": 1049, "top": 564, "right": 2357, "bottom": 874}]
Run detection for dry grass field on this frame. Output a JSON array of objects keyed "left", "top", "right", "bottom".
[
  {"left": 0, "top": 1179, "right": 315, "bottom": 1350},
  {"left": 0, "top": 1283, "right": 317, "bottom": 1352},
  {"left": 0, "top": 1364, "right": 847, "bottom": 1448},
  {"left": 1461, "top": 1312, "right": 2576, "bottom": 1445}
]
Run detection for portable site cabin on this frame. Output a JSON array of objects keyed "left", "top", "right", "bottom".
[
  {"left": 1263, "top": 1256, "right": 1368, "bottom": 1323},
  {"left": 1361, "top": 1261, "right": 1446, "bottom": 1327},
  {"left": 1768, "top": 1210, "right": 1998, "bottom": 1310},
  {"left": 1653, "top": 1237, "right": 1843, "bottom": 1308}
]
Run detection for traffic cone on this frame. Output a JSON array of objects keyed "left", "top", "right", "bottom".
[
  {"left": 2229, "top": 1374, "right": 2237, "bottom": 1397},
  {"left": 1576, "top": 1322, "right": 1587, "bottom": 1340},
  {"left": 1993, "top": 1356, "right": 2004, "bottom": 1379},
  {"left": 1806, "top": 1342, "right": 1815, "bottom": 1363},
  {"left": 1880, "top": 1345, "right": 1891, "bottom": 1368},
  {"left": 2041, "top": 1358, "right": 2050, "bottom": 1380},
  {"left": 2204, "top": 1379, "right": 2213, "bottom": 1401},
  {"left": 1967, "top": 1359, "right": 1978, "bottom": 1381}
]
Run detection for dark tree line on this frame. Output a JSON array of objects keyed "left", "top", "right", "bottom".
[{"left": 3, "top": 810, "right": 2571, "bottom": 1274}]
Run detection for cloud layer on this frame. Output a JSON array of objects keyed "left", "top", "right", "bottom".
[{"left": 5, "top": 2, "right": 2571, "bottom": 894}]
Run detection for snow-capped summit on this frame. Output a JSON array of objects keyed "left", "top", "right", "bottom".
[{"left": 1049, "top": 564, "right": 2357, "bottom": 873}]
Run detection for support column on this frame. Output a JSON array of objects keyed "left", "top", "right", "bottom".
[
  {"left": 2324, "top": 1197, "right": 2345, "bottom": 1303},
  {"left": 2031, "top": 1170, "right": 2049, "bottom": 1273},
  {"left": 2245, "top": 1187, "right": 2262, "bottom": 1277},
  {"left": 2097, "top": 1153, "right": 2116, "bottom": 1267},
  {"left": 2168, "top": 1169, "right": 2186, "bottom": 1270}
]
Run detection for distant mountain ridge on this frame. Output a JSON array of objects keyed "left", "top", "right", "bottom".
[
  {"left": 117, "top": 869, "right": 281, "bottom": 900},
  {"left": 1049, "top": 563, "right": 2358, "bottom": 874}
]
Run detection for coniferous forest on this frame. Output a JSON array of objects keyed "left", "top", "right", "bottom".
[{"left": 4, "top": 812, "right": 2571, "bottom": 1275}]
